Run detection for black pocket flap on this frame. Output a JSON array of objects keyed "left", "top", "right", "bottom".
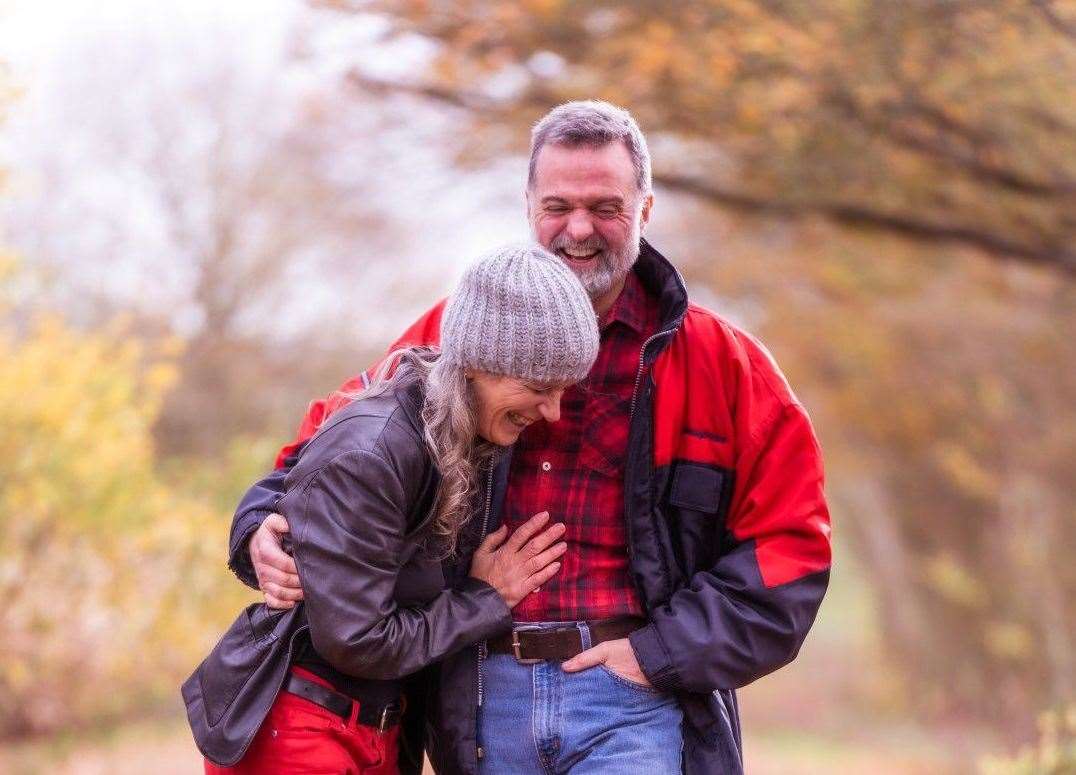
[{"left": 669, "top": 463, "right": 726, "bottom": 513}]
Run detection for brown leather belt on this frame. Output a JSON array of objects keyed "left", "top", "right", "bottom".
[{"left": 488, "top": 617, "right": 646, "bottom": 663}]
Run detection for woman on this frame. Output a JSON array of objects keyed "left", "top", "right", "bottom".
[{"left": 183, "top": 242, "right": 600, "bottom": 774}]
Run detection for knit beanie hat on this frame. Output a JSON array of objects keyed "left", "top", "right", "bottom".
[{"left": 440, "top": 242, "right": 600, "bottom": 384}]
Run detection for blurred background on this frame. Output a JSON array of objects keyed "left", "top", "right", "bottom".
[{"left": 1, "top": 0, "right": 1073, "bottom": 772}]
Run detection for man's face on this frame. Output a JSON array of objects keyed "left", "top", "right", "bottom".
[{"left": 527, "top": 141, "right": 653, "bottom": 305}]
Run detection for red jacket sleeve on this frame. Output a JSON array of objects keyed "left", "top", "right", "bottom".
[{"left": 273, "top": 300, "right": 447, "bottom": 469}]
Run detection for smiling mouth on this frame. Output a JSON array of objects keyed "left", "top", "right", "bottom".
[
  {"left": 507, "top": 411, "right": 534, "bottom": 429},
  {"left": 558, "top": 248, "right": 600, "bottom": 262}
]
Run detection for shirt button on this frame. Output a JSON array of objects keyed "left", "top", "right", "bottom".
[{"left": 541, "top": 461, "right": 552, "bottom": 472}]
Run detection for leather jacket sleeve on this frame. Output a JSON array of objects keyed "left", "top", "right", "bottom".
[
  {"left": 225, "top": 302, "right": 449, "bottom": 590},
  {"left": 285, "top": 446, "right": 512, "bottom": 680}
]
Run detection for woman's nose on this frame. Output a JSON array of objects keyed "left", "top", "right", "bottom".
[{"left": 539, "top": 395, "right": 562, "bottom": 424}]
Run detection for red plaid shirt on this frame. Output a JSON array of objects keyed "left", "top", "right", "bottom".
[{"left": 503, "top": 270, "right": 660, "bottom": 622}]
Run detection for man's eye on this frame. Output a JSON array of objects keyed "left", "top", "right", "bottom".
[
  {"left": 594, "top": 207, "right": 619, "bottom": 218},
  {"left": 546, "top": 205, "right": 569, "bottom": 214}
]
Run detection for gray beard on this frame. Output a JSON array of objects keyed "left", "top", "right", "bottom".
[{"left": 546, "top": 232, "right": 641, "bottom": 301}]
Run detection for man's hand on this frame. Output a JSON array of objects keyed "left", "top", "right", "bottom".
[
  {"left": 251, "top": 514, "right": 304, "bottom": 609},
  {"left": 561, "top": 637, "right": 653, "bottom": 688}
]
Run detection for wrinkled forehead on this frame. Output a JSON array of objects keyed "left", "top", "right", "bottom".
[{"left": 531, "top": 141, "right": 639, "bottom": 199}]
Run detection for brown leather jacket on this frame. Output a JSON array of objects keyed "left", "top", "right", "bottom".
[{"left": 183, "top": 373, "right": 512, "bottom": 767}]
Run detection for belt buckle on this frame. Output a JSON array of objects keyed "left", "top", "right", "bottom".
[{"left": 511, "top": 629, "right": 543, "bottom": 665}]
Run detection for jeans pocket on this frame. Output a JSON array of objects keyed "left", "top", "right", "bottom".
[
  {"left": 597, "top": 664, "right": 662, "bottom": 694},
  {"left": 271, "top": 688, "right": 340, "bottom": 733}
]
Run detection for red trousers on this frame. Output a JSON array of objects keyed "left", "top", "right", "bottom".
[{"left": 205, "top": 666, "right": 400, "bottom": 775}]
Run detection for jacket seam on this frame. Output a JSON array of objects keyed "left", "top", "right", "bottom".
[
  {"left": 758, "top": 565, "right": 830, "bottom": 592},
  {"left": 746, "top": 402, "right": 785, "bottom": 450},
  {"left": 298, "top": 409, "right": 423, "bottom": 487},
  {"left": 683, "top": 304, "right": 801, "bottom": 410},
  {"left": 313, "top": 397, "right": 417, "bottom": 446}
]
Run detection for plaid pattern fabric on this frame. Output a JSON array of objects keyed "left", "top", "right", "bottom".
[{"left": 503, "top": 270, "right": 660, "bottom": 622}]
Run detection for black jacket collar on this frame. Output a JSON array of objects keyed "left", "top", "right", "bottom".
[{"left": 632, "top": 238, "right": 690, "bottom": 362}]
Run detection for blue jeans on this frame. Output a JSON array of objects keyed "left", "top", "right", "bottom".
[{"left": 477, "top": 621, "right": 684, "bottom": 774}]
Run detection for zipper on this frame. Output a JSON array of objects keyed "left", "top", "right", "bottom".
[
  {"left": 629, "top": 328, "right": 676, "bottom": 417},
  {"left": 626, "top": 326, "right": 678, "bottom": 607},
  {"left": 475, "top": 463, "right": 495, "bottom": 708}
]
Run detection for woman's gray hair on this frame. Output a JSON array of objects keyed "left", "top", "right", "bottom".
[
  {"left": 343, "top": 346, "right": 498, "bottom": 557},
  {"left": 527, "top": 100, "right": 651, "bottom": 193}
]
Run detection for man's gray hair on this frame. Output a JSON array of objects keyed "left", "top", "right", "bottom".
[{"left": 527, "top": 100, "right": 652, "bottom": 194}]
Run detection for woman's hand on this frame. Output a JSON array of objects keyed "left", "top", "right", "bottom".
[{"left": 469, "top": 511, "right": 567, "bottom": 608}]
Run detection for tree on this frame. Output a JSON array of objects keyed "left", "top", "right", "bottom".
[
  {"left": 760, "top": 229, "right": 1074, "bottom": 731},
  {"left": 1, "top": 3, "right": 431, "bottom": 452},
  {"left": 0, "top": 288, "right": 255, "bottom": 734},
  {"left": 321, "top": 0, "right": 1076, "bottom": 276}
]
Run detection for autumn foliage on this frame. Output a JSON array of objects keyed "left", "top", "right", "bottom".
[
  {"left": 0, "top": 288, "right": 253, "bottom": 736},
  {"left": 348, "top": 0, "right": 1076, "bottom": 275},
  {"left": 1, "top": 1, "right": 1073, "bottom": 765}
]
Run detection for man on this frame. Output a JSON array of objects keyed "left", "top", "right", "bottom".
[{"left": 227, "top": 101, "right": 831, "bottom": 774}]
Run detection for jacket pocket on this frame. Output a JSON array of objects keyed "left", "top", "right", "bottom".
[
  {"left": 248, "top": 603, "right": 288, "bottom": 643},
  {"left": 198, "top": 603, "right": 285, "bottom": 726},
  {"left": 664, "top": 462, "right": 733, "bottom": 574}
]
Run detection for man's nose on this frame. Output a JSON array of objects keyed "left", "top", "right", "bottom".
[
  {"left": 565, "top": 209, "right": 594, "bottom": 242},
  {"left": 539, "top": 394, "right": 562, "bottom": 424}
]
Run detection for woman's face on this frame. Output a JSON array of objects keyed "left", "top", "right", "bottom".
[{"left": 468, "top": 371, "right": 571, "bottom": 446}]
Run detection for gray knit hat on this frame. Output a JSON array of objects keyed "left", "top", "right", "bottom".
[{"left": 440, "top": 242, "right": 599, "bottom": 384}]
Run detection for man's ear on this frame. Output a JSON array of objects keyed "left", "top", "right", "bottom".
[{"left": 639, "top": 192, "right": 654, "bottom": 233}]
